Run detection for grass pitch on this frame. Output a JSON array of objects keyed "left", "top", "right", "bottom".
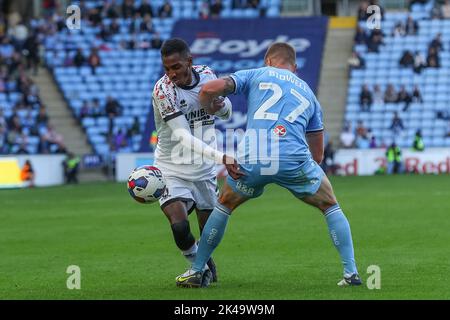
[{"left": 1, "top": 175, "right": 449, "bottom": 300}]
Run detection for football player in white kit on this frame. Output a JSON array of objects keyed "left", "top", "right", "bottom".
[{"left": 151, "top": 38, "right": 241, "bottom": 286}]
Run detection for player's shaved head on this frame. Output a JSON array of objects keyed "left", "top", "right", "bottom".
[
  {"left": 161, "top": 38, "right": 191, "bottom": 59},
  {"left": 264, "top": 42, "right": 297, "bottom": 70}
]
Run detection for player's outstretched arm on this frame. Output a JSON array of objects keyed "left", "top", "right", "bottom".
[
  {"left": 166, "top": 115, "right": 224, "bottom": 163},
  {"left": 199, "top": 76, "right": 236, "bottom": 114}
]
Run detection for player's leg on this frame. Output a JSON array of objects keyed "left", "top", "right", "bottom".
[
  {"left": 300, "top": 174, "right": 361, "bottom": 286},
  {"left": 162, "top": 200, "right": 198, "bottom": 264},
  {"left": 159, "top": 177, "right": 202, "bottom": 264},
  {"left": 176, "top": 179, "right": 250, "bottom": 287},
  {"left": 193, "top": 179, "right": 248, "bottom": 272},
  {"left": 195, "top": 208, "right": 218, "bottom": 283}
]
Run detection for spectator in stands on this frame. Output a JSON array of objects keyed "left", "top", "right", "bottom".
[
  {"left": 354, "top": 26, "right": 368, "bottom": 45},
  {"left": 397, "top": 86, "right": 412, "bottom": 111},
  {"left": 359, "top": 84, "right": 373, "bottom": 112},
  {"left": 114, "top": 129, "right": 128, "bottom": 151},
  {"left": 357, "top": 1, "right": 370, "bottom": 21},
  {"left": 0, "top": 109, "right": 6, "bottom": 128},
  {"left": 399, "top": 50, "right": 414, "bottom": 68},
  {"left": 140, "top": 13, "right": 155, "bottom": 33},
  {"left": 73, "top": 48, "right": 85, "bottom": 69},
  {"left": 88, "top": 7, "right": 102, "bottom": 26},
  {"left": 36, "top": 105, "right": 49, "bottom": 126},
  {"left": 22, "top": 111, "right": 37, "bottom": 136},
  {"left": 159, "top": 1, "right": 173, "bottom": 18},
  {"left": 99, "top": 23, "right": 112, "bottom": 41},
  {"left": 104, "top": 0, "right": 120, "bottom": 19},
  {"left": 369, "top": 135, "right": 377, "bottom": 148},
  {"left": 0, "top": 124, "right": 7, "bottom": 154},
  {"left": 384, "top": 84, "right": 398, "bottom": 103},
  {"left": 412, "top": 85, "right": 423, "bottom": 103},
  {"left": 436, "top": 110, "right": 450, "bottom": 120},
  {"left": 210, "top": 0, "right": 224, "bottom": 18},
  {"left": 386, "top": 142, "right": 402, "bottom": 174},
  {"left": 41, "top": 124, "right": 65, "bottom": 152},
  {"left": 122, "top": 0, "right": 136, "bottom": 19},
  {"left": 356, "top": 120, "right": 368, "bottom": 137},
  {"left": 348, "top": 51, "right": 365, "bottom": 71},
  {"left": 373, "top": 84, "right": 384, "bottom": 105},
  {"left": 405, "top": 16, "right": 419, "bottom": 35},
  {"left": 412, "top": 130, "right": 425, "bottom": 151},
  {"left": 138, "top": 0, "right": 154, "bottom": 17},
  {"left": 129, "top": 12, "right": 142, "bottom": 34},
  {"left": 427, "top": 46, "right": 441, "bottom": 68},
  {"left": 24, "top": 32, "right": 40, "bottom": 75},
  {"left": 340, "top": 123, "right": 356, "bottom": 148},
  {"left": 128, "top": 116, "right": 141, "bottom": 137},
  {"left": 151, "top": 32, "right": 163, "bottom": 49},
  {"left": 105, "top": 96, "right": 122, "bottom": 117},
  {"left": 367, "top": 30, "right": 384, "bottom": 53},
  {"left": 413, "top": 51, "right": 426, "bottom": 74},
  {"left": 79, "top": 100, "right": 89, "bottom": 119},
  {"left": 356, "top": 134, "right": 370, "bottom": 149},
  {"left": 91, "top": 99, "right": 102, "bottom": 118},
  {"left": 0, "top": 37, "right": 15, "bottom": 59},
  {"left": 390, "top": 112, "right": 404, "bottom": 134},
  {"left": 199, "top": 1, "right": 210, "bottom": 19},
  {"left": 429, "top": 33, "right": 443, "bottom": 52},
  {"left": 441, "top": 0, "right": 450, "bottom": 19},
  {"left": 392, "top": 22, "right": 406, "bottom": 37},
  {"left": 42, "top": 0, "right": 57, "bottom": 18},
  {"left": 109, "top": 19, "right": 120, "bottom": 35},
  {"left": 88, "top": 47, "right": 101, "bottom": 75},
  {"left": 409, "top": 0, "right": 429, "bottom": 8},
  {"left": 355, "top": 121, "right": 370, "bottom": 149}
]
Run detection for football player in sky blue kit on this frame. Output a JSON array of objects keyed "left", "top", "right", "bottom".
[{"left": 176, "top": 42, "right": 361, "bottom": 288}]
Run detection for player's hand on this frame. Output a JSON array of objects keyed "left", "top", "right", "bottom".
[
  {"left": 207, "top": 96, "right": 225, "bottom": 115},
  {"left": 223, "top": 155, "right": 245, "bottom": 180}
]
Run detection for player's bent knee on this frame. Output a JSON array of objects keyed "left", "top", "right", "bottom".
[
  {"left": 170, "top": 220, "right": 195, "bottom": 251},
  {"left": 218, "top": 192, "right": 241, "bottom": 211}
]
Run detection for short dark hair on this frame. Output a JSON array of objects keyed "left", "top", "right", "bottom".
[
  {"left": 160, "top": 38, "right": 191, "bottom": 58},
  {"left": 264, "top": 42, "right": 296, "bottom": 66}
]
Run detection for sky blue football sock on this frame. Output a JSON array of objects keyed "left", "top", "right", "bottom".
[
  {"left": 324, "top": 204, "right": 358, "bottom": 276},
  {"left": 192, "top": 204, "right": 231, "bottom": 272}
]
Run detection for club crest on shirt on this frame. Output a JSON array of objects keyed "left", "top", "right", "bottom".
[{"left": 273, "top": 125, "right": 287, "bottom": 137}]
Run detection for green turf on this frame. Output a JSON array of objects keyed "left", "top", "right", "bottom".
[{"left": 1, "top": 175, "right": 449, "bottom": 299}]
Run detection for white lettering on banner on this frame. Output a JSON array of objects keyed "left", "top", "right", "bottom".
[
  {"left": 333, "top": 149, "right": 450, "bottom": 176},
  {"left": 190, "top": 36, "right": 311, "bottom": 58}
]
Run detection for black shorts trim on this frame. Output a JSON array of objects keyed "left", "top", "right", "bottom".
[{"left": 160, "top": 197, "right": 196, "bottom": 215}]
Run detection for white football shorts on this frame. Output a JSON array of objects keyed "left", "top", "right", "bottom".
[{"left": 159, "top": 176, "right": 219, "bottom": 213}]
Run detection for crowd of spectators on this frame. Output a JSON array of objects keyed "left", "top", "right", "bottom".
[
  {"left": 359, "top": 83, "right": 423, "bottom": 112},
  {"left": 345, "top": 0, "right": 450, "bottom": 150},
  {"left": 0, "top": 11, "right": 66, "bottom": 155}
]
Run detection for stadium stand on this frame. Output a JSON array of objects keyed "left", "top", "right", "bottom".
[
  {"left": 0, "top": 16, "right": 65, "bottom": 155},
  {"left": 39, "top": 0, "right": 281, "bottom": 159},
  {"left": 345, "top": 0, "right": 450, "bottom": 149}
]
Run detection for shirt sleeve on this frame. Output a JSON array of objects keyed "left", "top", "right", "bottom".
[
  {"left": 306, "top": 95, "right": 324, "bottom": 133},
  {"left": 152, "top": 81, "right": 182, "bottom": 121},
  {"left": 229, "top": 69, "right": 256, "bottom": 95},
  {"left": 166, "top": 115, "right": 225, "bottom": 164}
]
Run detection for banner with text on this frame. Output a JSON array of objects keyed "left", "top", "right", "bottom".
[{"left": 334, "top": 148, "right": 450, "bottom": 175}]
